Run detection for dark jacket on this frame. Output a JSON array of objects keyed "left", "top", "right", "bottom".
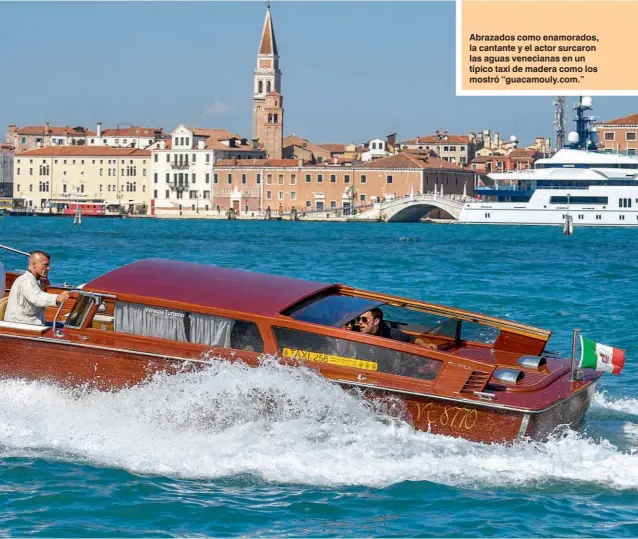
[{"left": 376, "top": 322, "right": 416, "bottom": 343}]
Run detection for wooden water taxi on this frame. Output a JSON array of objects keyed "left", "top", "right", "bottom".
[{"left": 0, "top": 258, "right": 609, "bottom": 444}]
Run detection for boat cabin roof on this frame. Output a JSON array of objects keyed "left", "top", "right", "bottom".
[{"left": 83, "top": 259, "right": 337, "bottom": 317}]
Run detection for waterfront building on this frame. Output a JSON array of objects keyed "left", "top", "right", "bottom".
[
  {"left": 150, "top": 126, "right": 265, "bottom": 216},
  {"left": 12, "top": 146, "right": 151, "bottom": 213},
  {"left": 399, "top": 131, "right": 476, "bottom": 165},
  {"left": 594, "top": 113, "right": 638, "bottom": 155},
  {"left": 86, "top": 123, "right": 164, "bottom": 149},
  {"left": 214, "top": 151, "right": 474, "bottom": 217},
  {"left": 252, "top": 5, "right": 283, "bottom": 159},
  {"left": 0, "top": 143, "right": 14, "bottom": 198},
  {"left": 7, "top": 124, "right": 92, "bottom": 153},
  {"left": 7, "top": 123, "right": 164, "bottom": 153}
]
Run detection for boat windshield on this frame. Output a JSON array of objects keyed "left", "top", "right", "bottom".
[{"left": 287, "top": 295, "right": 384, "bottom": 328}]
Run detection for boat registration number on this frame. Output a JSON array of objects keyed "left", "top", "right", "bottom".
[
  {"left": 415, "top": 402, "right": 478, "bottom": 431},
  {"left": 282, "top": 348, "right": 378, "bottom": 371}
]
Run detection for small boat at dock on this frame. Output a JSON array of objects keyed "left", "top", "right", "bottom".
[{"left": 0, "top": 258, "right": 625, "bottom": 445}]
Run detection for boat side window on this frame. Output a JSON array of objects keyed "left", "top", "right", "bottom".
[
  {"left": 113, "top": 301, "right": 263, "bottom": 351},
  {"left": 273, "top": 327, "right": 443, "bottom": 381}
]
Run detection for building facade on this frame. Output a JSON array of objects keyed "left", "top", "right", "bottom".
[
  {"left": 469, "top": 149, "right": 540, "bottom": 174},
  {"left": 87, "top": 123, "right": 164, "bottom": 148},
  {"left": 594, "top": 113, "right": 638, "bottom": 155},
  {"left": 399, "top": 132, "right": 476, "bottom": 165},
  {"left": 0, "top": 143, "right": 14, "bottom": 198},
  {"left": 7, "top": 124, "right": 92, "bottom": 153},
  {"left": 7, "top": 123, "right": 164, "bottom": 153},
  {"left": 361, "top": 138, "right": 392, "bottom": 162},
  {"left": 213, "top": 152, "right": 475, "bottom": 216},
  {"left": 13, "top": 147, "right": 151, "bottom": 212},
  {"left": 150, "top": 125, "right": 265, "bottom": 216}
]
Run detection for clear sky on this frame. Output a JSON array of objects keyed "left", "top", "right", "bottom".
[{"left": 2, "top": 1, "right": 637, "bottom": 148}]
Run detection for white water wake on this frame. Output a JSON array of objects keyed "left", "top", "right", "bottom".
[{"left": 0, "top": 357, "right": 637, "bottom": 490}]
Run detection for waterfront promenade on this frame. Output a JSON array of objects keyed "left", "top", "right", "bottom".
[{"left": 143, "top": 192, "right": 474, "bottom": 222}]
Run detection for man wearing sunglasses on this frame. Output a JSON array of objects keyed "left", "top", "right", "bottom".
[{"left": 356, "top": 308, "right": 437, "bottom": 350}]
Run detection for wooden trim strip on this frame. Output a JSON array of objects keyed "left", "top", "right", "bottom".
[{"left": 0, "top": 332, "right": 212, "bottom": 365}]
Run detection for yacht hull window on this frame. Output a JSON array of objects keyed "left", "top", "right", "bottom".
[{"left": 549, "top": 196, "right": 608, "bottom": 204}]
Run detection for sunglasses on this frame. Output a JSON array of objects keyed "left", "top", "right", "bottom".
[{"left": 356, "top": 316, "right": 370, "bottom": 323}]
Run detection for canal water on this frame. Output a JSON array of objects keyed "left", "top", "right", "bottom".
[{"left": 0, "top": 217, "right": 636, "bottom": 537}]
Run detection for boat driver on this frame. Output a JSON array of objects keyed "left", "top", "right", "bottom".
[
  {"left": 356, "top": 308, "right": 438, "bottom": 350},
  {"left": 4, "top": 251, "right": 70, "bottom": 325}
]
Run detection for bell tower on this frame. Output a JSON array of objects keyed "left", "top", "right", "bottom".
[
  {"left": 253, "top": 3, "right": 283, "bottom": 152},
  {"left": 263, "top": 92, "right": 283, "bottom": 159}
]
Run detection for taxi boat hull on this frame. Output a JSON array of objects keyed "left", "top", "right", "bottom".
[
  {"left": 0, "top": 327, "right": 598, "bottom": 445},
  {"left": 0, "top": 262, "right": 604, "bottom": 445}
]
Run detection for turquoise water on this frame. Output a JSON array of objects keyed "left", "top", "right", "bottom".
[{"left": 0, "top": 217, "right": 637, "bottom": 537}]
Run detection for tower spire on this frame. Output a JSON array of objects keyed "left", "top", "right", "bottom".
[
  {"left": 258, "top": 3, "right": 278, "bottom": 56},
  {"left": 253, "top": 4, "right": 283, "bottom": 156}
]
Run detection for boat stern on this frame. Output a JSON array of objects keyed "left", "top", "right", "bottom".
[{"left": 519, "top": 374, "right": 600, "bottom": 442}]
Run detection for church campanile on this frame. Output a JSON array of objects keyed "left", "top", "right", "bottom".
[{"left": 252, "top": 4, "right": 283, "bottom": 159}]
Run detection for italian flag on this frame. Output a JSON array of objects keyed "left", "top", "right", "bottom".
[{"left": 579, "top": 335, "right": 625, "bottom": 374}]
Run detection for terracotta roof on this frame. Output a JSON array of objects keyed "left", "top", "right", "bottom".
[
  {"left": 16, "top": 147, "right": 151, "bottom": 157},
  {"left": 1, "top": 143, "right": 13, "bottom": 151},
  {"left": 15, "top": 125, "right": 90, "bottom": 137},
  {"left": 401, "top": 134, "right": 471, "bottom": 145},
  {"left": 258, "top": 8, "right": 279, "bottom": 56},
  {"left": 402, "top": 151, "right": 471, "bottom": 170},
  {"left": 596, "top": 113, "right": 638, "bottom": 126},
  {"left": 360, "top": 153, "right": 427, "bottom": 169},
  {"left": 100, "top": 127, "right": 162, "bottom": 137},
  {"left": 215, "top": 158, "right": 305, "bottom": 167},
  {"left": 509, "top": 149, "right": 539, "bottom": 158},
  {"left": 283, "top": 135, "right": 329, "bottom": 154},
  {"left": 318, "top": 144, "right": 346, "bottom": 153},
  {"left": 204, "top": 138, "right": 260, "bottom": 152},
  {"left": 470, "top": 155, "right": 493, "bottom": 163},
  {"left": 188, "top": 128, "right": 236, "bottom": 139}
]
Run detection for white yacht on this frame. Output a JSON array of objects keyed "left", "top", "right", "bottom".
[{"left": 458, "top": 98, "right": 638, "bottom": 227}]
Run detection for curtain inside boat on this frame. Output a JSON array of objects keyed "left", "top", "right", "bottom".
[
  {"left": 115, "top": 302, "right": 189, "bottom": 342},
  {"left": 114, "top": 301, "right": 233, "bottom": 347},
  {"left": 189, "top": 312, "right": 233, "bottom": 348}
]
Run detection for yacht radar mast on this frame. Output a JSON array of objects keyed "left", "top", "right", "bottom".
[{"left": 567, "top": 96, "right": 598, "bottom": 151}]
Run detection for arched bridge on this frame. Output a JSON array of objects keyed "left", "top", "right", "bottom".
[{"left": 356, "top": 193, "right": 473, "bottom": 222}]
